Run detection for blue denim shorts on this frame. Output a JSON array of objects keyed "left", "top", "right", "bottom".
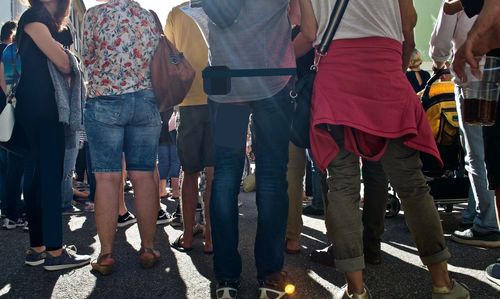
[{"left": 84, "top": 89, "right": 161, "bottom": 172}]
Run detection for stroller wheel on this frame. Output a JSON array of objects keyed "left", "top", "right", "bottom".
[{"left": 385, "top": 193, "right": 401, "bottom": 218}]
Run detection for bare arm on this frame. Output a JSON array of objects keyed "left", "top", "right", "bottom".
[
  {"left": 443, "top": 0, "right": 463, "bottom": 15},
  {"left": 399, "top": 0, "right": 417, "bottom": 71},
  {"left": 452, "top": 0, "right": 500, "bottom": 79},
  {"left": 293, "top": 32, "right": 314, "bottom": 58},
  {"left": 429, "top": 5, "right": 458, "bottom": 72},
  {"left": 24, "top": 22, "right": 70, "bottom": 74},
  {"left": 298, "top": 0, "right": 318, "bottom": 42}
]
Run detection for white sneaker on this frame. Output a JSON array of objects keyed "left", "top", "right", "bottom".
[{"left": 2, "top": 218, "right": 22, "bottom": 230}]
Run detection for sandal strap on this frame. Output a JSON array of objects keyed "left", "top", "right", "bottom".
[
  {"left": 139, "top": 247, "right": 160, "bottom": 259},
  {"left": 97, "top": 253, "right": 113, "bottom": 264},
  {"left": 216, "top": 287, "right": 238, "bottom": 299},
  {"left": 258, "top": 287, "right": 286, "bottom": 299}
]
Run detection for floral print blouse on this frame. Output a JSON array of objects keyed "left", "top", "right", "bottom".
[{"left": 82, "top": 0, "right": 160, "bottom": 98}]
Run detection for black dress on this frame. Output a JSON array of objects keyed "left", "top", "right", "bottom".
[
  {"left": 16, "top": 7, "right": 73, "bottom": 123},
  {"left": 14, "top": 6, "right": 73, "bottom": 250},
  {"left": 405, "top": 70, "right": 431, "bottom": 93}
]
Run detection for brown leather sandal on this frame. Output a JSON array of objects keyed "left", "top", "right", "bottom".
[
  {"left": 91, "top": 253, "right": 114, "bottom": 275},
  {"left": 139, "top": 247, "right": 160, "bottom": 269}
]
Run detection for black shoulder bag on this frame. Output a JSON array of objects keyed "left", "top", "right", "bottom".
[{"left": 290, "top": 0, "right": 350, "bottom": 149}]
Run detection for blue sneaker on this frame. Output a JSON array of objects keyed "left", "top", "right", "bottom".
[
  {"left": 43, "top": 245, "right": 91, "bottom": 271},
  {"left": 25, "top": 249, "right": 46, "bottom": 266},
  {"left": 486, "top": 260, "right": 500, "bottom": 286}
]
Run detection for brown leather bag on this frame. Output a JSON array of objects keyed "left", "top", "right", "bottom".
[{"left": 149, "top": 10, "right": 195, "bottom": 112}]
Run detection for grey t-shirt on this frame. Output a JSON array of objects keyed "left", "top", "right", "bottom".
[{"left": 207, "top": 0, "right": 295, "bottom": 103}]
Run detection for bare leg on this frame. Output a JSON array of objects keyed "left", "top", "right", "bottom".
[
  {"left": 159, "top": 179, "right": 168, "bottom": 197},
  {"left": 119, "top": 159, "right": 128, "bottom": 215},
  {"left": 180, "top": 171, "right": 199, "bottom": 248},
  {"left": 203, "top": 167, "right": 214, "bottom": 252},
  {"left": 129, "top": 170, "right": 159, "bottom": 250},
  {"left": 171, "top": 178, "right": 180, "bottom": 198},
  {"left": 496, "top": 189, "right": 500, "bottom": 227},
  {"left": 94, "top": 172, "right": 122, "bottom": 255},
  {"left": 428, "top": 261, "right": 453, "bottom": 288},
  {"left": 345, "top": 271, "right": 365, "bottom": 295}
]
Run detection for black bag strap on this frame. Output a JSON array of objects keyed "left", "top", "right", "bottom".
[
  {"left": 421, "top": 68, "right": 450, "bottom": 103},
  {"left": 313, "top": 0, "right": 350, "bottom": 70}
]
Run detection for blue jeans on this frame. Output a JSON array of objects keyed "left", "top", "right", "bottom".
[
  {"left": 4, "top": 151, "right": 24, "bottom": 221},
  {"left": 209, "top": 87, "right": 293, "bottom": 282},
  {"left": 61, "top": 134, "right": 79, "bottom": 209},
  {"left": 456, "top": 86, "right": 498, "bottom": 233},
  {"left": 0, "top": 148, "right": 7, "bottom": 214},
  {"left": 158, "top": 132, "right": 180, "bottom": 179}
]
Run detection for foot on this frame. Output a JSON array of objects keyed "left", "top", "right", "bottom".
[
  {"left": 117, "top": 211, "right": 137, "bottom": 228},
  {"left": 285, "top": 239, "right": 300, "bottom": 254},
  {"left": 451, "top": 229, "right": 500, "bottom": 248},
  {"left": 156, "top": 209, "right": 173, "bottom": 225},
  {"left": 170, "top": 212, "right": 183, "bottom": 228},
  {"left": 25, "top": 248, "right": 47, "bottom": 266},
  {"left": 43, "top": 245, "right": 91, "bottom": 271},
  {"left": 2, "top": 218, "right": 24, "bottom": 230},
  {"left": 203, "top": 241, "right": 213, "bottom": 254},
  {"left": 91, "top": 253, "right": 114, "bottom": 275},
  {"left": 485, "top": 259, "right": 500, "bottom": 286},
  {"left": 73, "top": 189, "right": 89, "bottom": 199},
  {"left": 170, "top": 234, "right": 193, "bottom": 252},
  {"left": 341, "top": 285, "right": 371, "bottom": 299},
  {"left": 302, "top": 205, "right": 324, "bottom": 216},
  {"left": 258, "top": 272, "right": 294, "bottom": 299},
  {"left": 216, "top": 281, "right": 240, "bottom": 299},
  {"left": 310, "top": 244, "right": 335, "bottom": 267},
  {"left": 364, "top": 251, "right": 381, "bottom": 265},
  {"left": 84, "top": 202, "right": 95, "bottom": 212},
  {"left": 139, "top": 247, "right": 160, "bottom": 269},
  {"left": 432, "top": 279, "right": 470, "bottom": 299}
]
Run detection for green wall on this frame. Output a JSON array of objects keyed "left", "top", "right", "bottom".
[{"left": 414, "top": 0, "right": 443, "bottom": 62}]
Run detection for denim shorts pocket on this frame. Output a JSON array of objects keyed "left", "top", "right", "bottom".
[
  {"left": 139, "top": 93, "right": 162, "bottom": 127},
  {"left": 87, "top": 97, "right": 124, "bottom": 126}
]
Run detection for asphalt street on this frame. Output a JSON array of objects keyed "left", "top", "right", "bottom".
[{"left": 0, "top": 191, "right": 499, "bottom": 299}]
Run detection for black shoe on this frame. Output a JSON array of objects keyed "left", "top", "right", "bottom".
[
  {"left": 310, "top": 244, "right": 335, "bottom": 267},
  {"left": 117, "top": 211, "right": 137, "bottom": 228},
  {"left": 302, "top": 205, "right": 324, "bottom": 216},
  {"left": 170, "top": 212, "right": 183, "bottom": 228},
  {"left": 451, "top": 229, "right": 500, "bottom": 248},
  {"left": 364, "top": 249, "right": 382, "bottom": 265},
  {"left": 157, "top": 209, "right": 173, "bottom": 225},
  {"left": 124, "top": 182, "right": 133, "bottom": 193}
]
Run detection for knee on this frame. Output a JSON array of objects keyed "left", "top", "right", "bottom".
[{"left": 95, "top": 172, "right": 123, "bottom": 186}]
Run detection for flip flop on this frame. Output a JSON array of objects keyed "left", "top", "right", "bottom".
[{"left": 170, "top": 234, "right": 193, "bottom": 252}]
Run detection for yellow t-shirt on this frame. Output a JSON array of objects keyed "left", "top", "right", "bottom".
[{"left": 164, "top": 4, "right": 208, "bottom": 106}]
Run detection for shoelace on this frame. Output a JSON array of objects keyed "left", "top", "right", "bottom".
[{"left": 64, "top": 245, "right": 78, "bottom": 256}]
